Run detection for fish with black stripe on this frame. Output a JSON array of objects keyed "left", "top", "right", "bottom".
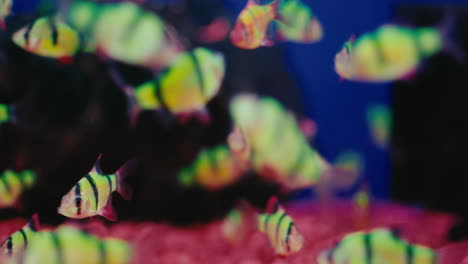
[
  {"left": 17, "top": 225, "right": 131, "bottom": 264},
  {"left": 229, "top": 94, "right": 358, "bottom": 192},
  {"left": 0, "top": 0, "right": 11, "bottom": 29},
  {"left": 257, "top": 196, "right": 303, "bottom": 256},
  {"left": 0, "top": 170, "right": 36, "bottom": 208},
  {"left": 12, "top": 16, "right": 81, "bottom": 64},
  {"left": 274, "top": 0, "right": 323, "bottom": 44},
  {"left": 317, "top": 228, "right": 437, "bottom": 264},
  {"left": 124, "top": 47, "right": 225, "bottom": 124},
  {"left": 178, "top": 144, "right": 249, "bottom": 190},
  {"left": 65, "top": 0, "right": 183, "bottom": 70},
  {"left": 335, "top": 14, "right": 463, "bottom": 82},
  {"left": 57, "top": 155, "right": 133, "bottom": 221},
  {"left": 0, "top": 214, "right": 40, "bottom": 259}
]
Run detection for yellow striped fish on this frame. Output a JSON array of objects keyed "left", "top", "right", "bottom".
[
  {"left": 129, "top": 47, "right": 225, "bottom": 124},
  {"left": 230, "top": 0, "right": 280, "bottom": 49},
  {"left": 18, "top": 225, "right": 131, "bottom": 264},
  {"left": 275, "top": 0, "right": 323, "bottom": 43},
  {"left": 229, "top": 94, "right": 330, "bottom": 190},
  {"left": 0, "top": 214, "right": 40, "bottom": 259},
  {"left": 0, "top": 0, "right": 12, "bottom": 29},
  {"left": 66, "top": 1, "right": 183, "bottom": 70},
  {"left": 317, "top": 228, "right": 437, "bottom": 264},
  {"left": 57, "top": 156, "right": 132, "bottom": 221},
  {"left": 258, "top": 196, "right": 303, "bottom": 256},
  {"left": 0, "top": 170, "right": 36, "bottom": 208},
  {"left": 334, "top": 23, "right": 453, "bottom": 82},
  {"left": 178, "top": 145, "right": 249, "bottom": 190},
  {"left": 12, "top": 17, "right": 81, "bottom": 63}
]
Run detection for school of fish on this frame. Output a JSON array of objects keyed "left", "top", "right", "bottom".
[{"left": 0, "top": 0, "right": 465, "bottom": 263}]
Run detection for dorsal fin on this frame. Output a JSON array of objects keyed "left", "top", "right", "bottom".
[
  {"left": 265, "top": 196, "right": 280, "bottom": 214},
  {"left": 92, "top": 153, "right": 104, "bottom": 174},
  {"left": 27, "top": 213, "right": 40, "bottom": 231}
]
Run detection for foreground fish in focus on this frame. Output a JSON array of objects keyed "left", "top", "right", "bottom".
[
  {"left": 58, "top": 156, "right": 132, "bottom": 221},
  {"left": 258, "top": 196, "right": 303, "bottom": 256}
]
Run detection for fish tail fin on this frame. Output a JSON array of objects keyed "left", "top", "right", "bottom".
[
  {"left": 26, "top": 213, "right": 40, "bottom": 232},
  {"left": 437, "top": 8, "right": 465, "bottom": 63},
  {"left": 116, "top": 159, "right": 135, "bottom": 200}
]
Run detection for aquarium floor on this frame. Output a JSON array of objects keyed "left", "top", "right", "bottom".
[{"left": 0, "top": 201, "right": 457, "bottom": 263}]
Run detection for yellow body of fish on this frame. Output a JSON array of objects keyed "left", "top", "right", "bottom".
[
  {"left": 0, "top": 104, "right": 11, "bottom": 123},
  {"left": 230, "top": 0, "right": 279, "bottom": 49},
  {"left": 230, "top": 94, "right": 329, "bottom": 190},
  {"left": 19, "top": 226, "right": 131, "bottom": 264},
  {"left": 0, "top": 215, "right": 39, "bottom": 259},
  {"left": 258, "top": 198, "right": 303, "bottom": 256},
  {"left": 12, "top": 17, "right": 80, "bottom": 59},
  {"left": 335, "top": 25, "right": 442, "bottom": 82},
  {"left": 0, "top": 170, "right": 36, "bottom": 208},
  {"left": 0, "top": 0, "right": 12, "bottom": 28},
  {"left": 318, "top": 228, "right": 437, "bottom": 264},
  {"left": 68, "top": 1, "right": 181, "bottom": 69},
  {"left": 276, "top": 0, "right": 323, "bottom": 43},
  {"left": 179, "top": 145, "right": 247, "bottom": 190},
  {"left": 134, "top": 47, "right": 225, "bottom": 115}
]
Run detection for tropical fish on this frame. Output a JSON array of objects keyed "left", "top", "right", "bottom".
[
  {"left": 12, "top": 17, "right": 81, "bottom": 63},
  {"left": 222, "top": 207, "right": 245, "bottom": 244},
  {"left": 317, "top": 228, "right": 437, "bottom": 264},
  {"left": 57, "top": 156, "right": 132, "bottom": 221},
  {"left": 0, "top": 0, "right": 12, "bottom": 29},
  {"left": 197, "top": 17, "right": 231, "bottom": 43},
  {"left": 0, "top": 214, "right": 40, "bottom": 258},
  {"left": 0, "top": 170, "right": 36, "bottom": 208},
  {"left": 229, "top": 94, "right": 352, "bottom": 191},
  {"left": 275, "top": 0, "right": 323, "bottom": 43},
  {"left": 128, "top": 47, "right": 225, "bottom": 124},
  {"left": 66, "top": 0, "right": 183, "bottom": 70},
  {"left": 258, "top": 196, "right": 303, "bottom": 256},
  {"left": 19, "top": 225, "right": 131, "bottom": 264},
  {"left": 367, "top": 104, "right": 391, "bottom": 149},
  {"left": 178, "top": 144, "right": 248, "bottom": 190},
  {"left": 333, "top": 150, "right": 365, "bottom": 180},
  {"left": 0, "top": 103, "right": 14, "bottom": 124},
  {"left": 230, "top": 0, "right": 280, "bottom": 49},
  {"left": 334, "top": 22, "right": 458, "bottom": 82}
]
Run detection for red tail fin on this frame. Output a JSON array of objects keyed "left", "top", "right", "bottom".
[{"left": 116, "top": 159, "right": 135, "bottom": 200}]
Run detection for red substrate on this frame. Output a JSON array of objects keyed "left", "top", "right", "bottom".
[{"left": 0, "top": 200, "right": 460, "bottom": 263}]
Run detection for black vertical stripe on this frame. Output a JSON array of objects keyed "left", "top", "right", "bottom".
[
  {"left": 153, "top": 76, "right": 168, "bottom": 110},
  {"left": 84, "top": 174, "right": 99, "bottom": 211},
  {"left": 50, "top": 233, "right": 64, "bottom": 264},
  {"left": 274, "top": 212, "right": 287, "bottom": 247},
  {"left": 23, "top": 22, "right": 35, "bottom": 46},
  {"left": 206, "top": 151, "right": 219, "bottom": 180},
  {"left": 327, "top": 242, "right": 339, "bottom": 264},
  {"left": 364, "top": 233, "right": 372, "bottom": 264},
  {"left": 75, "top": 182, "right": 82, "bottom": 216},
  {"left": 98, "top": 240, "right": 107, "bottom": 264},
  {"left": 47, "top": 18, "right": 58, "bottom": 46},
  {"left": 188, "top": 52, "right": 206, "bottom": 98},
  {"left": 19, "top": 229, "right": 28, "bottom": 248},
  {"left": 104, "top": 174, "right": 113, "bottom": 194},
  {"left": 284, "top": 222, "right": 294, "bottom": 253},
  {"left": 263, "top": 215, "right": 271, "bottom": 233},
  {"left": 6, "top": 237, "right": 12, "bottom": 256},
  {"left": 0, "top": 174, "right": 11, "bottom": 194},
  {"left": 17, "top": 171, "right": 26, "bottom": 188},
  {"left": 405, "top": 245, "right": 414, "bottom": 264}
]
